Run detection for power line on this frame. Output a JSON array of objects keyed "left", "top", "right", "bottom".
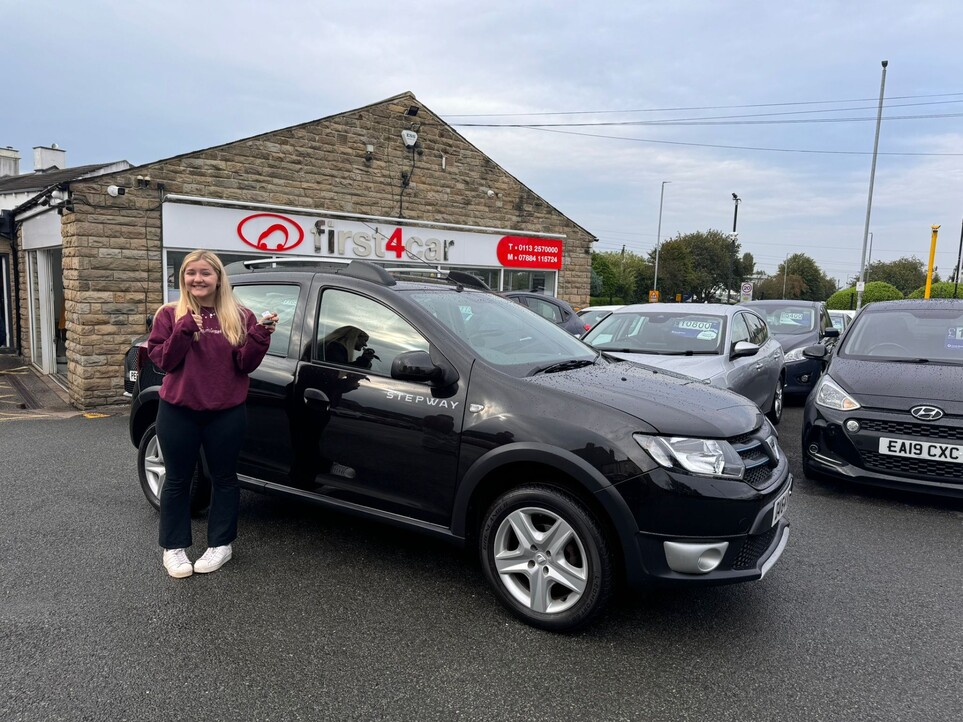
[{"left": 513, "top": 126, "right": 963, "bottom": 157}]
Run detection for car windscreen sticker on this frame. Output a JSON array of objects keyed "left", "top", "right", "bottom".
[
  {"left": 671, "top": 318, "right": 721, "bottom": 340},
  {"left": 945, "top": 327, "right": 963, "bottom": 350},
  {"left": 779, "top": 310, "right": 812, "bottom": 325}
]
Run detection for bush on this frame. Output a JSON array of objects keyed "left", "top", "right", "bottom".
[
  {"left": 826, "top": 282, "right": 902, "bottom": 310},
  {"left": 906, "top": 281, "right": 963, "bottom": 299}
]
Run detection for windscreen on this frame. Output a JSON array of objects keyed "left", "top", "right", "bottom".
[
  {"left": 583, "top": 311, "right": 726, "bottom": 355},
  {"left": 841, "top": 307, "right": 963, "bottom": 363},
  {"left": 757, "top": 306, "right": 816, "bottom": 335},
  {"left": 407, "top": 289, "right": 595, "bottom": 375}
]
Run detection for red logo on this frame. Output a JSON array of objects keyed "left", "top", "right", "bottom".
[
  {"left": 237, "top": 213, "right": 305, "bottom": 252},
  {"left": 496, "top": 236, "right": 563, "bottom": 269}
]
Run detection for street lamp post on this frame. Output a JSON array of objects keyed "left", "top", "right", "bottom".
[
  {"left": 653, "top": 181, "right": 671, "bottom": 297},
  {"left": 866, "top": 232, "right": 874, "bottom": 281},
  {"left": 782, "top": 254, "right": 790, "bottom": 298},
  {"left": 727, "top": 193, "right": 741, "bottom": 302}
]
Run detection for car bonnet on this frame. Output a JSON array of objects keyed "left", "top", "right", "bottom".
[
  {"left": 829, "top": 357, "right": 963, "bottom": 414},
  {"left": 526, "top": 358, "right": 761, "bottom": 437}
]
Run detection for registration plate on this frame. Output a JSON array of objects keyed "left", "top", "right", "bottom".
[
  {"left": 771, "top": 483, "right": 790, "bottom": 527},
  {"left": 878, "top": 437, "right": 963, "bottom": 463}
]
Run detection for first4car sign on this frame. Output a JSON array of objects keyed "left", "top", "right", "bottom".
[{"left": 162, "top": 200, "right": 565, "bottom": 270}]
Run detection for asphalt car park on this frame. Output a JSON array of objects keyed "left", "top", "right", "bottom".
[{"left": 3, "top": 405, "right": 961, "bottom": 722}]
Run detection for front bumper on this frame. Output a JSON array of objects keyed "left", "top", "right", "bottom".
[
  {"left": 784, "top": 357, "right": 822, "bottom": 397},
  {"left": 802, "top": 401, "right": 963, "bottom": 498}
]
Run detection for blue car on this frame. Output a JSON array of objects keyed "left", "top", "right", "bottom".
[{"left": 741, "top": 300, "right": 838, "bottom": 398}]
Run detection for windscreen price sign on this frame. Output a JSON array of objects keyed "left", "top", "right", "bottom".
[{"left": 740, "top": 282, "right": 753, "bottom": 302}]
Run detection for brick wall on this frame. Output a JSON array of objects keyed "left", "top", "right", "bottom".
[{"left": 55, "top": 92, "right": 594, "bottom": 409}]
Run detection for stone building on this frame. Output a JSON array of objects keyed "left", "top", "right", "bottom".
[{"left": 8, "top": 91, "right": 596, "bottom": 410}]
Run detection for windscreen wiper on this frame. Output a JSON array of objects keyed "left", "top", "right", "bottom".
[
  {"left": 532, "top": 358, "right": 598, "bottom": 374},
  {"left": 659, "top": 350, "right": 719, "bottom": 356}
]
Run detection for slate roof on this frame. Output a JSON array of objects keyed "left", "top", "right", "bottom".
[{"left": 0, "top": 163, "right": 124, "bottom": 193}]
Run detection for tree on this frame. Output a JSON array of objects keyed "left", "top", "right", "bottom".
[
  {"left": 769, "top": 253, "right": 837, "bottom": 301},
  {"left": 827, "top": 282, "right": 902, "bottom": 309},
  {"left": 906, "top": 281, "right": 962, "bottom": 299},
  {"left": 591, "top": 249, "right": 647, "bottom": 304},
  {"left": 848, "top": 256, "right": 935, "bottom": 296},
  {"left": 651, "top": 229, "right": 745, "bottom": 302}
]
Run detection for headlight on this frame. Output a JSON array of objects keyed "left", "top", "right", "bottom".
[
  {"left": 635, "top": 434, "right": 745, "bottom": 479},
  {"left": 784, "top": 348, "right": 806, "bottom": 362},
  {"left": 814, "top": 374, "right": 861, "bottom": 411}
]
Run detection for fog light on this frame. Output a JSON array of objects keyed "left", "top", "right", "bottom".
[
  {"left": 845, "top": 419, "right": 860, "bottom": 433},
  {"left": 664, "top": 541, "right": 729, "bottom": 574},
  {"left": 809, "top": 444, "right": 819, "bottom": 454},
  {"left": 800, "top": 374, "right": 811, "bottom": 383}
]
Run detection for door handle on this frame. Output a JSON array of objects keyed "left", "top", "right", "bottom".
[
  {"left": 303, "top": 388, "right": 330, "bottom": 410},
  {"left": 754, "top": 363, "right": 764, "bottom": 370}
]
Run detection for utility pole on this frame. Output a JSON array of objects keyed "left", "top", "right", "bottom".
[
  {"left": 782, "top": 254, "right": 790, "bottom": 298},
  {"left": 857, "top": 60, "right": 888, "bottom": 310}
]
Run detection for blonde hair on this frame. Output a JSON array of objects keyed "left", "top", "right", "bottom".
[{"left": 157, "top": 250, "right": 247, "bottom": 347}]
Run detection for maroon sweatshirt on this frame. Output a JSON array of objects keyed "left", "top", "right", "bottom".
[{"left": 147, "top": 305, "right": 271, "bottom": 411}]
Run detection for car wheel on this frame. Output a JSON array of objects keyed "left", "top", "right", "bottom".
[
  {"left": 479, "top": 484, "right": 613, "bottom": 631},
  {"left": 137, "top": 422, "right": 211, "bottom": 516},
  {"left": 766, "top": 377, "right": 784, "bottom": 424}
]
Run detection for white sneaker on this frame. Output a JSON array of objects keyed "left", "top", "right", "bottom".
[
  {"left": 194, "top": 545, "right": 233, "bottom": 574},
  {"left": 163, "top": 548, "right": 193, "bottom": 579},
  {"left": 330, "top": 462, "right": 356, "bottom": 479}
]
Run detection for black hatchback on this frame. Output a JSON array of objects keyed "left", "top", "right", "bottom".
[{"left": 802, "top": 299, "right": 963, "bottom": 498}]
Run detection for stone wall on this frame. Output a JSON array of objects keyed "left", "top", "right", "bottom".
[{"left": 55, "top": 92, "right": 594, "bottom": 409}]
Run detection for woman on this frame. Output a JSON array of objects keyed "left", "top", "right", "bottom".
[{"left": 147, "top": 250, "right": 277, "bottom": 578}]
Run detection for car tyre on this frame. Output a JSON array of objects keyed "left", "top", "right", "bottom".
[
  {"left": 479, "top": 484, "right": 613, "bottom": 632},
  {"left": 766, "top": 377, "right": 784, "bottom": 425},
  {"left": 137, "top": 422, "right": 211, "bottom": 516}
]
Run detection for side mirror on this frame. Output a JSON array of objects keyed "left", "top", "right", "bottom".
[
  {"left": 823, "top": 327, "right": 839, "bottom": 338},
  {"left": 802, "top": 344, "right": 828, "bottom": 360},
  {"left": 731, "top": 341, "right": 760, "bottom": 359},
  {"left": 391, "top": 350, "right": 458, "bottom": 386}
]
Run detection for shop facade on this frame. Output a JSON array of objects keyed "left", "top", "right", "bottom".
[{"left": 12, "top": 92, "right": 595, "bottom": 409}]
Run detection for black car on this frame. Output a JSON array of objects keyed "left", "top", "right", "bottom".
[
  {"left": 128, "top": 259, "right": 791, "bottom": 630},
  {"left": 742, "top": 300, "right": 838, "bottom": 397},
  {"left": 802, "top": 299, "right": 963, "bottom": 498},
  {"left": 503, "top": 291, "right": 586, "bottom": 336}
]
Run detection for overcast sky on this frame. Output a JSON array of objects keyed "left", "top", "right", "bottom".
[{"left": 5, "top": 1, "right": 963, "bottom": 285}]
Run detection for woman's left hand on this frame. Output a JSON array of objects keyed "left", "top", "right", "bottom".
[{"left": 259, "top": 312, "right": 278, "bottom": 333}]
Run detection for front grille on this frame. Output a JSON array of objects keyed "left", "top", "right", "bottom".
[
  {"left": 123, "top": 347, "right": 139, "bottom": 395},
  {"left": 862, "top": 450, "right": 963, "bottom": 483},
  {"left": 730, "top": 432, "right": 780, "bottom": 490},
  {"left": 732, "top": 526, "right": 779, "bottom": 570},
  {"left": 858, "top": 418, "right": 963, "bottom": 441}
]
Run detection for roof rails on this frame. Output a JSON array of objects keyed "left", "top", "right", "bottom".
[
  {"left": 223, "top": 256, "right": 490, "bottom": 290},
  {"left": 383, "top": 266, "right": 491, "bottom": 291}
]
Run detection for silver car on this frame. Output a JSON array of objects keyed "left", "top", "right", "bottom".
[{"left": 582, "top": 303, "right": 786, "bottom": 423}]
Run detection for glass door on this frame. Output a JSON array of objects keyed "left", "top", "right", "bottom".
[{"left": 26, "top": 250, "right": 57, "bottom": 375}]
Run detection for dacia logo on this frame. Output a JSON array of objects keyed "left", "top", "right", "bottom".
[{"left": 910, "top": 405, "right": 944, "bottom": 421}]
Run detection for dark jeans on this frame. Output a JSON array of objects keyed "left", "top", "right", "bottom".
[{"left": 157, "top": 400, "right": 246, "bottom": 550}]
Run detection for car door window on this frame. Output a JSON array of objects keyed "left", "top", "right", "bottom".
[
  {"left": 316, "top": 289, "right": 428, "bottom": 375},
  {"left": 231, "top": 284, "right": 301, "bottom": 356},
  {"left": 730, "top": 313, "right": 751, "bottom": 349},
  {"left": 745, "top": 313, "right": 769, "bottom": 345}
]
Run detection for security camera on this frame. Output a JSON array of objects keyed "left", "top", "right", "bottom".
[
  {"left": 487, "top": 189, "right": 496, "bottom": 198},
  {"left": 107, "top": 185, "right": 125, "bottom": 197},
  {"left": 401, "top": 130, "right": 418, "bottom": 148}
]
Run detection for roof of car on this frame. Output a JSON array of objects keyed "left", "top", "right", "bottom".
[
  {"left": 861, "top": 298, "right": 963, "bottom": 312},
  {"left": 741, "top": 299, "right": 823, "bottom": 307},
  {"left": 613, "top": 302, "right": 753, "bottom": 316}
]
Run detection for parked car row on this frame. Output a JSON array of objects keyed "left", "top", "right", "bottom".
[{"left": 126, "top": 262, "right": 962, "bottom": 632}]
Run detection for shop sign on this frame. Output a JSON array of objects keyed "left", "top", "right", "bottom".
[{"left": 163, "top": 202, "right": 566, "bottom": 269}]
